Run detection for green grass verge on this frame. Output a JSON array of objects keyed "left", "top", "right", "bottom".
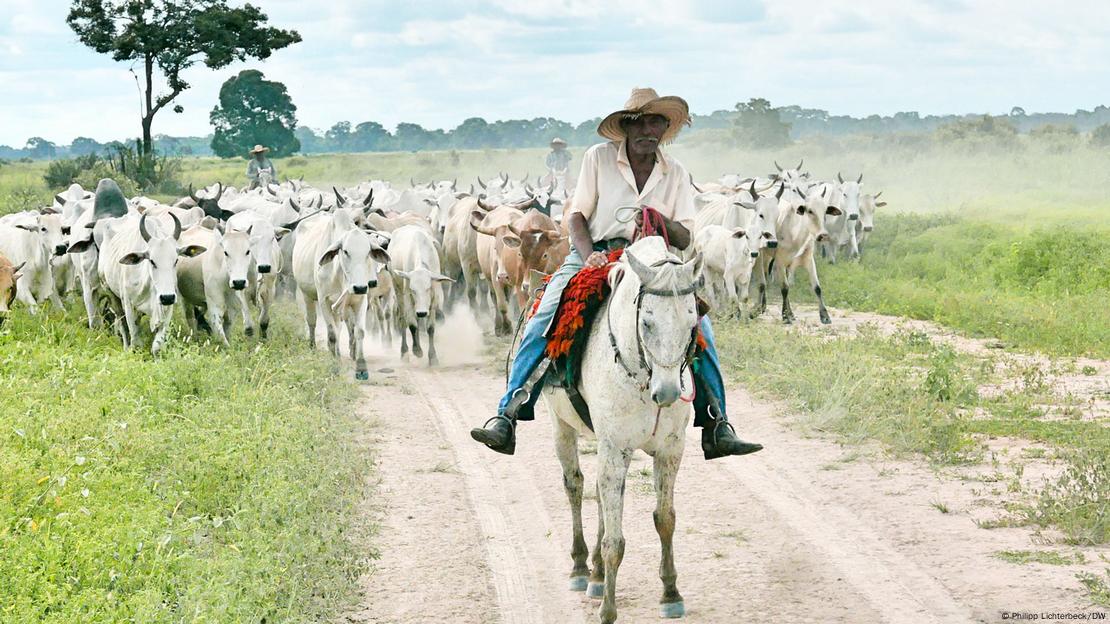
[
  {"left": 1077, "top": 569, "right": 1110, "bottom": 607},
  {"left": 993, "top": 550, "right": 1081, "bottom": 566},
  {"left": 816, "top": 212, "right": 1110, "bottom": 358},
  {"left": 0, "top": 305, "right": 370, "bottom": 623},
  {"left": 714, "top": 318, "right": 1109, "bottom": 544}
]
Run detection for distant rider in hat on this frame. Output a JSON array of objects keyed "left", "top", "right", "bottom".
[
  {"left": 546, "top": 137, "right": 572, "bottom": 174},
  {"left": 246, "top": 145, "right": 276, "bottom": 190},
  {"left": 471, "top": 88, "right": 763, "bottom": 460}
]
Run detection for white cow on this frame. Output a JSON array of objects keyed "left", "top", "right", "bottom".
[
  {"left": 0, "top": 213, "right": 61, "bottom": 313},
  {"left": 226, "top": 211, "right": 290, "bottom": 339},
  {"left": 97, "top": 213, "right": 206, "bottom": 355},
  {"left": 62, "top": 205, "right": 104, "bottom": 327},
  {"left": 771, "top": 186, "right": 841, "bottom": 324},
  {"left": 176, "top": 223, "right": 255, "bottom": 346},
  {"left": 292, "top": 210, "right": 390, "bottom": 379},
  {"left": 856, "top": 191, "right": 886, "bottom": 255},
  {"left": 694, "top": 224, "right": 759, "bottom": 316},
  {"left": 388, "top": 224, "right": 453, "bottom": 366},
  {"left": 821, "top": 173, "right": 863, "bottom": 262}
]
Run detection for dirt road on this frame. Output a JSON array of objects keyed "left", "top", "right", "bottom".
[{"left": 345, "top": 310, "right": 1103, "bottom": 624}]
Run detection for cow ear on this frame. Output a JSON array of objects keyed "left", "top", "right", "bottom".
[
  {"left": 468, "top": 210, "right": 486, "bottom": 231},
  {"left": 876, "top": 202, "right": 887, "bottom": 208},
  {"left": 392, "top": 270, "right": 410, "bottom": 281},
  {"left": 795, "top": 205, "right": 806, "bottom": 215},
  {"left": 318, "top": 242, "right": 342, "bottom": 266},
  {"left": 41, "top": 206, "right": 59, "bottom": 215},
  {"left": 501, "top": 233, "right": 522, "bottom": 249},
  {"left": 826, "top": 206, "right": 843, "bottom": 216},
  {"left": 119, "top": 252, "right": 148, "bottom": 265},
  {"left": 219, "top": 209, "right": 236, "bottom": 221},
  {"left": 735, "top": 201, "right": 757, "bottom": 211},
  {"left": 369, "top": 247, "right": 391, "bottom": 264},
  {"left": 274, "top": 227, "right": 291, "bottom": 240},
  {"left": 67, "top": 239, "right": 94, "bottom": 254},
  {"left": 178, "top": 245, "right": 207, "bottom": 257},
  {"left": 15, "top": 224, "right": 37, "bottom": 232},
  {"left": 731, "top": 228, "right": 747, "bottom": 238},
  {"left": 431, "top": 273, "right": 455, "bottom": 283}
]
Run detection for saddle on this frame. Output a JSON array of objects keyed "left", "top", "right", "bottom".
[{"left": 523, "top": 247, "right": 709, "bottom": 431}]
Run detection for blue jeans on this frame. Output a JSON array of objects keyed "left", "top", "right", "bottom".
[{"left": 497, "top": 247, "right": 728, "bottom": 426}]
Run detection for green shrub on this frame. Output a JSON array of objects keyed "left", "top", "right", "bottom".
[
  {"left": 1025, "top": 449, "right": 1110, "bottom": 545},
  {"left": 43, "top": 154, "right": 101, "bottom": 189},
  {"left": 1090, "top": 123, "right": 1110, "bottom": 148}
]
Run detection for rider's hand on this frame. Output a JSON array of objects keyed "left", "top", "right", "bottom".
[{"left": 585, "top": 251, "right": 609, "bottom": 268}]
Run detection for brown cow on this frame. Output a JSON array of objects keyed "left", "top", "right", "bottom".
[
  {"left": 0, "top": 253, "right": 25, "bottom": 327},
  {"left": 501, "top": 208, "right": 565, "bottom": 307},
  {"left": 470, "top": 201, "right": 525, "bottom": 335}
]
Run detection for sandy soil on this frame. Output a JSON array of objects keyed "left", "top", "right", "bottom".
[{"left": 342, "top": 307, "right": 1108, "bottom": 624}]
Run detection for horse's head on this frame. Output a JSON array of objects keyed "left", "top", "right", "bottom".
[{"left": 614, "top": 242, "right": 704, "bottom": 407}]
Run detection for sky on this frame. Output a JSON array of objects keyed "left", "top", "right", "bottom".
[{"left": 2, "top": 0, "right": 1110, "bottom": 146}]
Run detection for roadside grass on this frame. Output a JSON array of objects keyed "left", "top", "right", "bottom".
[
  {"left": 713, "top": 319, "right": 1110, "bottom": 544},
  {"left": 0, "top": 304, "right": 370, "bottom": 623},
  {"left": 817, "top": 212, "right": 1110, "bottom": 359},
  {"left": 1077, "top": 569, "right": 1110, "bottom": 607},
  {"left": 993, "top": 550, "right": 1081, "bottom": 566}
]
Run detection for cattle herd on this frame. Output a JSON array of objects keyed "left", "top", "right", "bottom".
[{"left": 0, "top": 160, "right": 885, "bottom": 378}]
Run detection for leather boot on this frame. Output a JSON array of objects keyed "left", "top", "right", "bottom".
[
  {"left": 470, "top": 414, "right": 516, "bottom": 455},
  {"left": 701, "top": 403, "right": 762, "bottom": 460}
]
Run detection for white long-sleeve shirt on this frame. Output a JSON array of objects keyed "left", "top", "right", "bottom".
[{"left": 567, "top": 140, "right": 696, "bottom": 242}]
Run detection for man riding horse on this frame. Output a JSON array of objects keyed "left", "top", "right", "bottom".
[
  {"left": 472, "top": 87, "right": 763, "bottom": 460},
  {"left": 246, "top": 144, "right": 276, "bottom": 190}
]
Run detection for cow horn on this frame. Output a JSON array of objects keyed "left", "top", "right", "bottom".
[
  {"left": 170, "top": 212, "right": 182, "bottom": 240},
  {"left": 476, "top": 196, "right": 495, "bottom": 211},
  {"left": 748, "top": 179, "right": 759, "bottom": 201},
  {"left": 452, "top": 177, "right": 457, "bottom": 190},
  {"left": 525, "top": 184, "right": 534, "bottom": 194},
  {"left": 837, "top": 172, "right": 844, "bottom": 184},
  {"left": 874, "top": 191, "right": 883, "bottom": 199},
  {"left": 469, "top": 183, "right": 475, "bottom": 195},
  {"left": 188, "top": 184, "right": 199, "bottom": 204},
  {"left": 54, "top": 193, "right": 67, "bottom": 206},
  {"left": 775, "top": 183, "right": 786, "bottom": 200},
  {"left": 333, "top": 186, "right": 347, "bottom": 207},
  {"left": 857, "top": 173, "right": 863, "bottom": 184},
  {"left": 268, "top": 183, "right": 279, "bottom": 195},
  {"left": 410, "top": 177, "right": 416, "bottom": 188},
  {"left": 819, "top": 187, "right": 826, "bottom": 199},
  {"left": 689, "top": 172, "right": 704, "bottom": 194},
  {"left": 520, "top": 173, "right": 528, "bottom": 184},
  {"left": 476, "top": 175, "right": 487, "bottom": 189},
  {"left": 314, "top": 195, "right": 323, "bottom": 208},
  {"left": 299, "top": 174, "right": 305, "bottom": 182},
  {"left": 500, "top": 172, "right": 509, "bottom": 183},
  {"left": 363, "top": 188, "right": 375, "bottom": 208},
  {"left": 139, "top": 213, "right": 151, "bottom": 243},
  {"left": 215, "top": 182, "right": 224, "bottom": 201},
  {"left": 796, "top": 159, "right": 804, "bottom": 170},
  {"left": 774, "top": 160, "right": 783, "bottom": 172},
  {"left": 547, "top": 180, "right": 555, "bottom": 195}
]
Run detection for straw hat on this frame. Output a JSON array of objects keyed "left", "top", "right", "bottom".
[
  {"left": 550, "top": 137, "right": 567, "bottom": 147},
  {"left": 597, "top": 87, "right": 691, "bottom": 144},
  {"left": 249, "top": 145, "right": 269, "bottom": 155}
]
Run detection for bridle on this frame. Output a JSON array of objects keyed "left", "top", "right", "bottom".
[{"left": 605, "top": 255, "right": 702, "bottom": 392}]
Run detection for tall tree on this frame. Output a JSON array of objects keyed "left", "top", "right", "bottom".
[
  {"left": 69, "top": 136, "right": 104, "bottom": 156},
  {"left": 24, "top": 137, "right": 58, "bottom": 160},
  {"left": 210, "top": 69, "right": 300, "bottom": 158},
  {"left": 67, "top": 0, "right": 300, "bottom": 156}
]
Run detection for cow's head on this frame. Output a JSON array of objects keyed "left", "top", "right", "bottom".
[
  {"left": 794, "top": 187, "right": 842, "bottom": 242},
  {"left": 237, "top": 220, "right": 288, "bottom": 275},
  {"left": 318, "top": 228, "right": 390, "bottom": 295},
  {"left": 219, "top": 229, "right": 253, "bottom": 291},
  {"left": 859, "top": 191, "right": 885, "bottom": 233},
  {"left": 189, "top": 183, "right": 231, "bottom": 221},
  {"left": 394, "top": 267, "right": 453, "bottom": 319},
  {"left": 119, "top": 213, "right": 206, "bottom": 306},
  {"left": 836, "top": 173, "right": 863, "bottom": 221}
]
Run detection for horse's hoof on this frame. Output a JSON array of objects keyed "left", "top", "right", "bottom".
[
  {"left": 355, "top": 370, "right": 369, "bottom": 381},
  {"left": 568, "top": 576, "right": 588, "bottom": 592},
  {"left": 586, "top": 582, "right": 604, "bottom": 599},
  {"left": 428, "top": 356, "right": 439, "bottom": 367},
  {"left": 660, "top": 601, "right": 685, "bottom": 619}
]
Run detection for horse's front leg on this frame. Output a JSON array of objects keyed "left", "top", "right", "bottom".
[
  {"left": 553, "top": 418, "right": 589, "bottom": 591},
  {"left": 597, "top": 443, "right": 631, "bottom": 624},
  {"left": 654, "top": 450, "right": 685, "bottom": 618}
]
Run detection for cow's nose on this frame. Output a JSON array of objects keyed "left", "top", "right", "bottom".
[
  {"left": 751, "top": 251, "right": 759, "bottom": 258},
  {"left": 849, "top": 214, "right": 859, "bottom": 221},
  {"left": 863, "top": 226, "right": 873, "bottom": 232},
  {"left": 767, "top": 240, "right": 778, "bottom": 248},
  {"left": 416, "top": 311, "right": 429, "bottom": 319},
  {"left": 353, "top": 285, "right": 368, "bottom": 295},
  {"left": 817, "top": 233, "right": 829, "bottom": 242},
  {"left": 367, "top": 280, "right": 378, "bottom": 289},
  {"left": 55, "top": 244, "right": 68, "bottom": 256},
  {"left": 231, "top": 279, "right": 247, "bottom": 290},
  {"left": 159, "top": 294, "right": 176, "bottom": 306},
  {"left": 257, "top": 264, "right": 271, "bottom": 274}
]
